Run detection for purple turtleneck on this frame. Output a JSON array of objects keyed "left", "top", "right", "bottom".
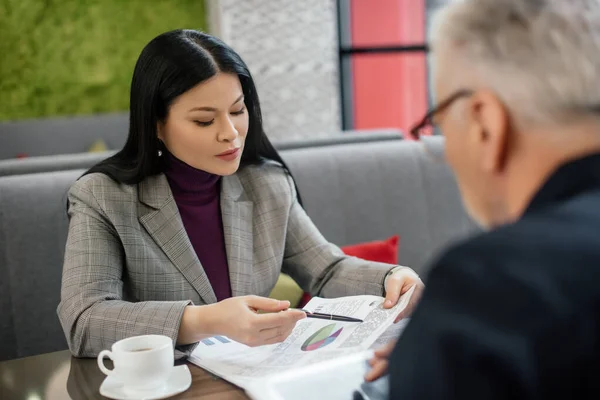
[{"left": 163, "top": 151, "right": 232, "bottom": 301}]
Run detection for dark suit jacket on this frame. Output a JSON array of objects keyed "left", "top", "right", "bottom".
[{"left": 389, "top": 153, "right": 600, "bottom": 399}]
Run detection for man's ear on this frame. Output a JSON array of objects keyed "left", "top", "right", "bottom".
[{"left": 468, "top": 90, "right": 510, "bottom": 174}]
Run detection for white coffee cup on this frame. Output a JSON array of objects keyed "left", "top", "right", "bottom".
[{"left": 97, "top": 335, "right": 174, "bottom": 392}]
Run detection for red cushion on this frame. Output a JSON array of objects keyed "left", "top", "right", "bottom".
[
  {"left": 341, "top": 235, "right": 399, "bottom": 265},
  {"left": 298, "top": 235, "right": 399, "bottom": 307}
]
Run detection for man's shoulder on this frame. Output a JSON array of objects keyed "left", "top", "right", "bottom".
[
  {"left": 448, "top": 195, "right": 600, "bottom": 257},
  {"left": 432, "top": 208, "right": 600, "bottom": 309}
]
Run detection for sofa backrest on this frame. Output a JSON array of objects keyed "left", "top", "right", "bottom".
[
  {"left": 0, "top": 136, "right": 476, "bottom": 361},
  {"left": 0, "top": 169, "right": 82, "bottom": 361},
  {"left": 283, "top": 136, "right": 476, "bottom": 272},
  {"left": 0, "top": 113, "right": 130, "bottom": 160},
  {"left": 0, "top": 130, "right": 402, "bottom": 176},
  {"left": 0, "top": 151, "right": 116, "bottom": 178}
]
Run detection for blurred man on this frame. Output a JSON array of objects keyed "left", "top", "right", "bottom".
[{"left": 367, "top": 0, "right": 600, "bottom": 398}]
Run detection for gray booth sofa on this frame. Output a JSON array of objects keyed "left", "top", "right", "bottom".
[{"left": 0, "top": 136, "right": 476, "bottom": 361}]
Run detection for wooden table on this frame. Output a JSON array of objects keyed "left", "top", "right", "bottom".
[{"left": 0, "top": 350, "right": 249, "bottom": 400}]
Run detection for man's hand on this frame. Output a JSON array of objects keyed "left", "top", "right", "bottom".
[{"left": 364, "top": 340, "right": 397, "bottom": 382}]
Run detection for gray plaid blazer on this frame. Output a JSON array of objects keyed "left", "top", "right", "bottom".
[{"left": 58, "top": 162, "right": 393, "bottom": 358}]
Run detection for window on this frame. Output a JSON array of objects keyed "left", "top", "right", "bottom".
[{"left": 337, "top": 0, "right": 430, "bottom": 138}]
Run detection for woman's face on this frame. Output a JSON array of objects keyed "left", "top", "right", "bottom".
[{"left": 158, "top": 72, "right": 249, "bottom": 176}]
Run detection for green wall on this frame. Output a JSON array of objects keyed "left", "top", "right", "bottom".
[{"left": 0, "top": 0, "right": 206, "bottom": 121}]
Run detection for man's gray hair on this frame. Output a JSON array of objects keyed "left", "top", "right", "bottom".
[{"left": 430, "top": 0, "right": 600, "bottom": 126}]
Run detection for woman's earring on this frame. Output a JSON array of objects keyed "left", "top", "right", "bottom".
[{"left": 157, "top": 138, "right": 165, "bottom": 157}]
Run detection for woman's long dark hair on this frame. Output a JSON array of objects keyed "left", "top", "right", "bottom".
[{"left": 83, "top": 29, "right": 299, "bottom": 201}]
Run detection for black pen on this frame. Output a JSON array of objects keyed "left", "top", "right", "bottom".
[{"left": 301, "top": 310, "right": 363, "bottom": 323}]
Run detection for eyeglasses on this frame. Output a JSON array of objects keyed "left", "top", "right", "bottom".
[{"left": 409, "top": 89, "right": 474, "bottom": 139}]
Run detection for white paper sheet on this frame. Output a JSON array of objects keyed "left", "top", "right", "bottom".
[
  {"left": 188, "top": 286, "right": 415, "bottom": 390},
  {"left": 245, "top": 350, "right": 389, "bottom": 400}
]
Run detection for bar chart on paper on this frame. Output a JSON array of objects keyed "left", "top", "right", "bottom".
[
  {"left": 201, "top": 336, "right": 231, "bottom": 346},
  {"left": 301, "top": 324, "right": 343, "bottom": 351}
]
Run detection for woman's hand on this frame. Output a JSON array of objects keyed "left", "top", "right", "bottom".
[
  {"left": 212, "top": 296, "right": 306, "bottom": 346},
  {"left": 383, "top": 267, "right": 424, "bottom": 321},
  {"left": 183, "top": 296, "right": 306, "bottom": 347},
  {"left": 364, "top": 340, "right": 396, "bottom": 382}
]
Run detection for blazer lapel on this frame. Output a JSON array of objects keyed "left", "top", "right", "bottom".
[
  {"left": 138, "top": 174, "right": 217, "bottom": 304},
  {"left": 221, "top": 174, "right": 254, "bottom": 297}
]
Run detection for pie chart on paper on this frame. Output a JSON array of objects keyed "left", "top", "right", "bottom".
[{"left": 301, "top": 323, "right": 343, "bottom": 351}]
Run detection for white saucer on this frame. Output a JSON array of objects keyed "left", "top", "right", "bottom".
[{"left": 99, "top": 365, "right": 192, "bottom": 400}]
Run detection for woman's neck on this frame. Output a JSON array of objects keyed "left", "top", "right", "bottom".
[{"left": 163, "top": 150, "right": 221, "bottom": 204}]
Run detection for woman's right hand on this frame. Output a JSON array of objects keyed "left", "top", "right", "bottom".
[{"left": 199, "top": 296, "right": 306, "bottom": 347}]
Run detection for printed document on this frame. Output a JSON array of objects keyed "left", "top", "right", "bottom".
[{"left": 188, "top": 286, "right": 415, "bottom": 392}]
